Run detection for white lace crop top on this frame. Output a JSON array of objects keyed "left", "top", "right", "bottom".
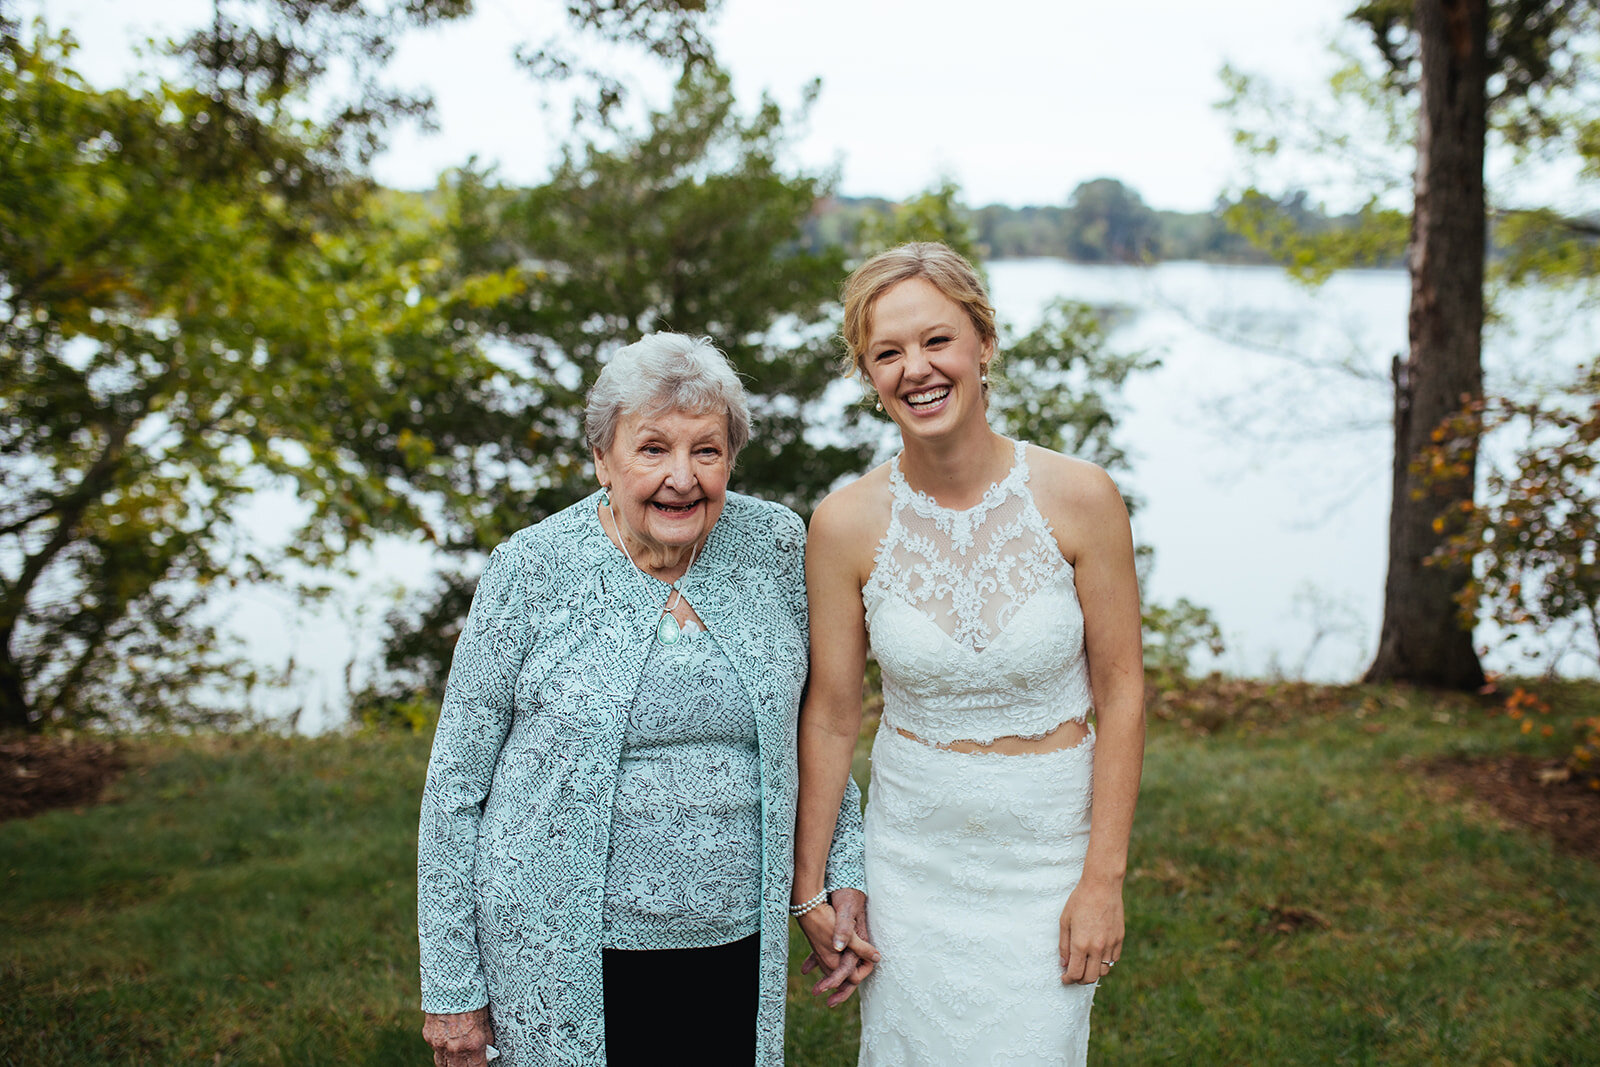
[{"left": 861, "top": 439, "right": 1093, "bottom": 746}]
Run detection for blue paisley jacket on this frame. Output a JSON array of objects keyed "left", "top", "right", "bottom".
[{"left": 418, "top": 490, "right": 866, "bottom": 1066}]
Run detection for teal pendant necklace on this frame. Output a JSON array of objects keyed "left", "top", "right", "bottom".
[
  {"left": 656, "top": 609, "right": 685, "bottom": 645},
  {"left": 605, "top": 494, "right": 701, "bottom": 645}
]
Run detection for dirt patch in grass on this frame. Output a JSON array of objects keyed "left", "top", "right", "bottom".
[
  {"left": 1425, "top": 753, "right": 1600, "bottom": 864},
  {"left": 0, "top": 735, "right": 125, "bottom": 821}
]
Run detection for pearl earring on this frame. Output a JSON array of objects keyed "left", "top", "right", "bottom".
[
  {"left": 875, "top": 396, "right": 884, "bottom": 412},
  {"left": 980, "top": 365, "right": 989, "bottom": 386}
]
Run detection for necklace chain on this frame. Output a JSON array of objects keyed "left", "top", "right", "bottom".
[{"left": 605, "top": 501, "right": 701, "bottom": 632}]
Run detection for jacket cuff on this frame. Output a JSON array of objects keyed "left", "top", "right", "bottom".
[
  {"left": 824, "top": 857, "right": 867, "bottom": 893},
  {"left": 823, "top": 775, "right": 867, "bottom": 892},
  {"left": 420, "top": 982, "right": 490, "bottom": 1016}
]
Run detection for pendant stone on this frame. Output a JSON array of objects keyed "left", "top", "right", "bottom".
[{"left": 656, "top": 612, "right": 681, "bottom": 645}]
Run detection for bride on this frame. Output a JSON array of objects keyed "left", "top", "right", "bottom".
[{"left": 791, "top": 242, "right": 1146, "bottom": 1064}]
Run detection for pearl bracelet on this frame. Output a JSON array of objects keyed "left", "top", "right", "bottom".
[{"left": 788, "top": 889, "right": 829, "bottom": 917}]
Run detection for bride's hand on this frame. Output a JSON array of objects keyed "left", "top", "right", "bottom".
[
  {"left": 1058, "top": 876, "right": 1124, "bottom": 985},
  {"left": 798, "top": 889, "right": 880, "bottom": 1006}
]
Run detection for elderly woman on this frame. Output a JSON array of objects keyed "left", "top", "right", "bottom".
[{"left": 418, "top": 333, "right": 872, "bottom": 1067}]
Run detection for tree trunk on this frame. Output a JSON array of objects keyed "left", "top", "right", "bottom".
[
  {"left": 1365, "top": 0, "right": 1488, "bottom": 689},
  {"left": 0, "top": 629, "right": 35, "bottom": 732}
]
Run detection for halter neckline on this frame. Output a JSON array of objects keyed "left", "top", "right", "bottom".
[{"left": 888, "top": 438, "right": 1029, "bottom": 519}]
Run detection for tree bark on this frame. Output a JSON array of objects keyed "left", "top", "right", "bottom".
[
  {"left": 1365, "top": 0, "right": 1488, "bottom": 688},
  {"left": 0, "top": 630, "right": 34, "bottom": 732}
]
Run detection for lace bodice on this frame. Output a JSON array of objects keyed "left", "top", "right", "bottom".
[{"left": 862, "top": 439, "right": 1093, "bottom": 745}]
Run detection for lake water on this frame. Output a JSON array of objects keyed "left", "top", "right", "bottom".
[
  {"left": 228, "top": 260, "right": 1598, "bottom": 730},
  {"left": 988, "top": 258, "right": 1596, "bottom": 685},
  {"left": 989, "top": 260, "right": 1407, "bottom": 684}
]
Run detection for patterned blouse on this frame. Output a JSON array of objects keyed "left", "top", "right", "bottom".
[{"left": 602, "top": 627, "right": 763, "bottom": 949}]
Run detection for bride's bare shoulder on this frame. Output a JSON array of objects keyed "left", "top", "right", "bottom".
[
  {"left": 808, "top": 463, "right": 893, "bottom": 563},
  {"left": 1023, "top": 443, "right": 1129, "bottom": 529}
]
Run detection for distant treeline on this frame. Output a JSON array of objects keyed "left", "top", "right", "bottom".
[{"left": 805, "top": 179, "right": 1404, "bottom": 266}]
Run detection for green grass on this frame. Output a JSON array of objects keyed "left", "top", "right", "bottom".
[{"left": 4, "top": 684, "right": 1599, "bottom": 1065}]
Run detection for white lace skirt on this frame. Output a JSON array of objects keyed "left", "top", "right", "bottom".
[{"left": 860, "top": 725, "right": 1097, "bottom": 1066}]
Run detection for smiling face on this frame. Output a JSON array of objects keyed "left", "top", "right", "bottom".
[
  {"left": 593, "top": 407, "right": 732, "bottom": 567},
  {"left": 863, "top": 276, "right": 994, "bottom": 440}
]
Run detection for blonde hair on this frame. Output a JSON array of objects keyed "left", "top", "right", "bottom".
[{"left": 839, "top": 242, "right": 997, "bottom": 379}]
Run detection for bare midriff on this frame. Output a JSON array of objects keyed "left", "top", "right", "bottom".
[{"left": 894, "top": 716, "right": 1090, "bottom": 755}]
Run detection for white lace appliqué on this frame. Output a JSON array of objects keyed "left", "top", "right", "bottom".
[{"left": 861, "top": 439, "right": 1093, "bottom": 746}]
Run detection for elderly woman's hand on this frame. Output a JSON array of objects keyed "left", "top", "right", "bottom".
[
  {"left": 423, "top": 1007, "right": 495, "bottom": 1067},
  {"left": 798, "top": 888, "right": 879, "bottom": 1007}
]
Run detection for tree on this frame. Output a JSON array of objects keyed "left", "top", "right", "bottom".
[
  {"left": 1224, "top": 0, "right": 1600, "bottom": 688},
  {"left": 0, "top": 0, "right": 721, "bottom": 730},
  {"left": 0, "top": 25, "right": 482, "bottom": 730},
  {"left": 360, "top": 66, "right": 878, "bottom": 712},
  {"left": 1365, "top": 0, "right": 1490, "bottom": 688},
  {"left": 1062, "top": 178, "right": 1160, "bottom": 264}
]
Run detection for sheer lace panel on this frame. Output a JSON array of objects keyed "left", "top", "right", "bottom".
[
  {"left": 863, "top": 440, "right": 1094, "bottom": 746},
  {"left": 870, "top": 440, "right": 1068, "bottom": 651}
]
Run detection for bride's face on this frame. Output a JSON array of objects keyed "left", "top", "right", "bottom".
[{"left": 863, "top": 277, "right": 993, "bottom": 441}]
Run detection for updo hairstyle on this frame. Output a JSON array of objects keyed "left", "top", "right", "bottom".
[{"left": 838, "top": 242, "right": 998, "bottom": 381}]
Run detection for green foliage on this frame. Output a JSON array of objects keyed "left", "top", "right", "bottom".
[
  {"left": 0, "top": 2, "right": 729, "bottom": 730},
  {"left": 452, "top": 63, "right": 866, "bottom": 525},
  {"left": 1494, "top": 207, "right": 1600, "bottom": 284},
  {"left": 0, "top": 28, "right": 477, "bottom": 729},
  {"left": 1217, "top": 51, "right": 1414, "bottom": 283},
  {"left": 516, "top": 0, "right": 722, "bottom": 122},
  {"left": 1426, "top": 365, "right": 1600, "bottom": 671},
  {"left": 1220, "top": 7, "right": 1600, "bottom": 291},
  {"left": 1222, "top": 190, "right": 1408, "bottom": 283},
  {"left": 1351, "top": 0, "right": 1600, "bottom": 151},
  {"left": 828, "top": 184, "right": 1286, "bottom": 264},
  {"left": 1141, "top": 599, "right": 1227, "bottom": 688},
  {"left": 991, "top": 300, "right": 1157, "bottom": 475},
  {"left": 162, "top": 0, "right": 476, "bottom": 174},
  {"left": 1220, "top": 2, "right": 1598, "bottom": 689},
  {"left": 855, "top": 177, "right": 985, "bottom": 262}
]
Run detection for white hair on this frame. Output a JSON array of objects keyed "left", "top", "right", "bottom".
[{"left": 584, "top": 333, "right": 751, "bottom": 459}]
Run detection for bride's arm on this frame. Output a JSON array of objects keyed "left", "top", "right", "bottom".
[
  {"left": 1045, "top": 458, "right": 1146, "bottom": 986},
  {"left": 794, "top": 491, "right": 881, "bottom": 1002}
]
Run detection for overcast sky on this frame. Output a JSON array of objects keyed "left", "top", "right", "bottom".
[{"left": 32, "top": 0, "right": 1361, "bottom": 211}]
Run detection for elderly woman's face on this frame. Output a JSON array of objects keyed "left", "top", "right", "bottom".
[{"left": 594, "top": 408, "right": 732, "bottom": 553}]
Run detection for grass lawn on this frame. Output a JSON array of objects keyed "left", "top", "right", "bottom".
[{"left": 3, "top": 682, "right": 1598, "bottom": 1065}]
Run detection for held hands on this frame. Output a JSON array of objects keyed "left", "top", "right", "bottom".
[
  {"left": 423, "top": 1007, "right": 495, "bottom": 1067},
  {"left": 797, "top": 888, "right": 881, "bottom": 1007},
  {"left": 1058, "top": 876, "right": 1125, "bottom": 986}
]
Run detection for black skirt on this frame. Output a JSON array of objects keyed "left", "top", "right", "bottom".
[{"left": 602, "top": 933, "right": 761, "bottom": 1065}]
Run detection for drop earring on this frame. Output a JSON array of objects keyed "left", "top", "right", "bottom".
[
  {"left": 875, "top": 396, "right": 884, "bottom": 412},
  {"left": 980, "top": 364, "right": 989, "bottom": 386},
  {"left": 599, "top": 485, "right": 611, "bottom": 507}
]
